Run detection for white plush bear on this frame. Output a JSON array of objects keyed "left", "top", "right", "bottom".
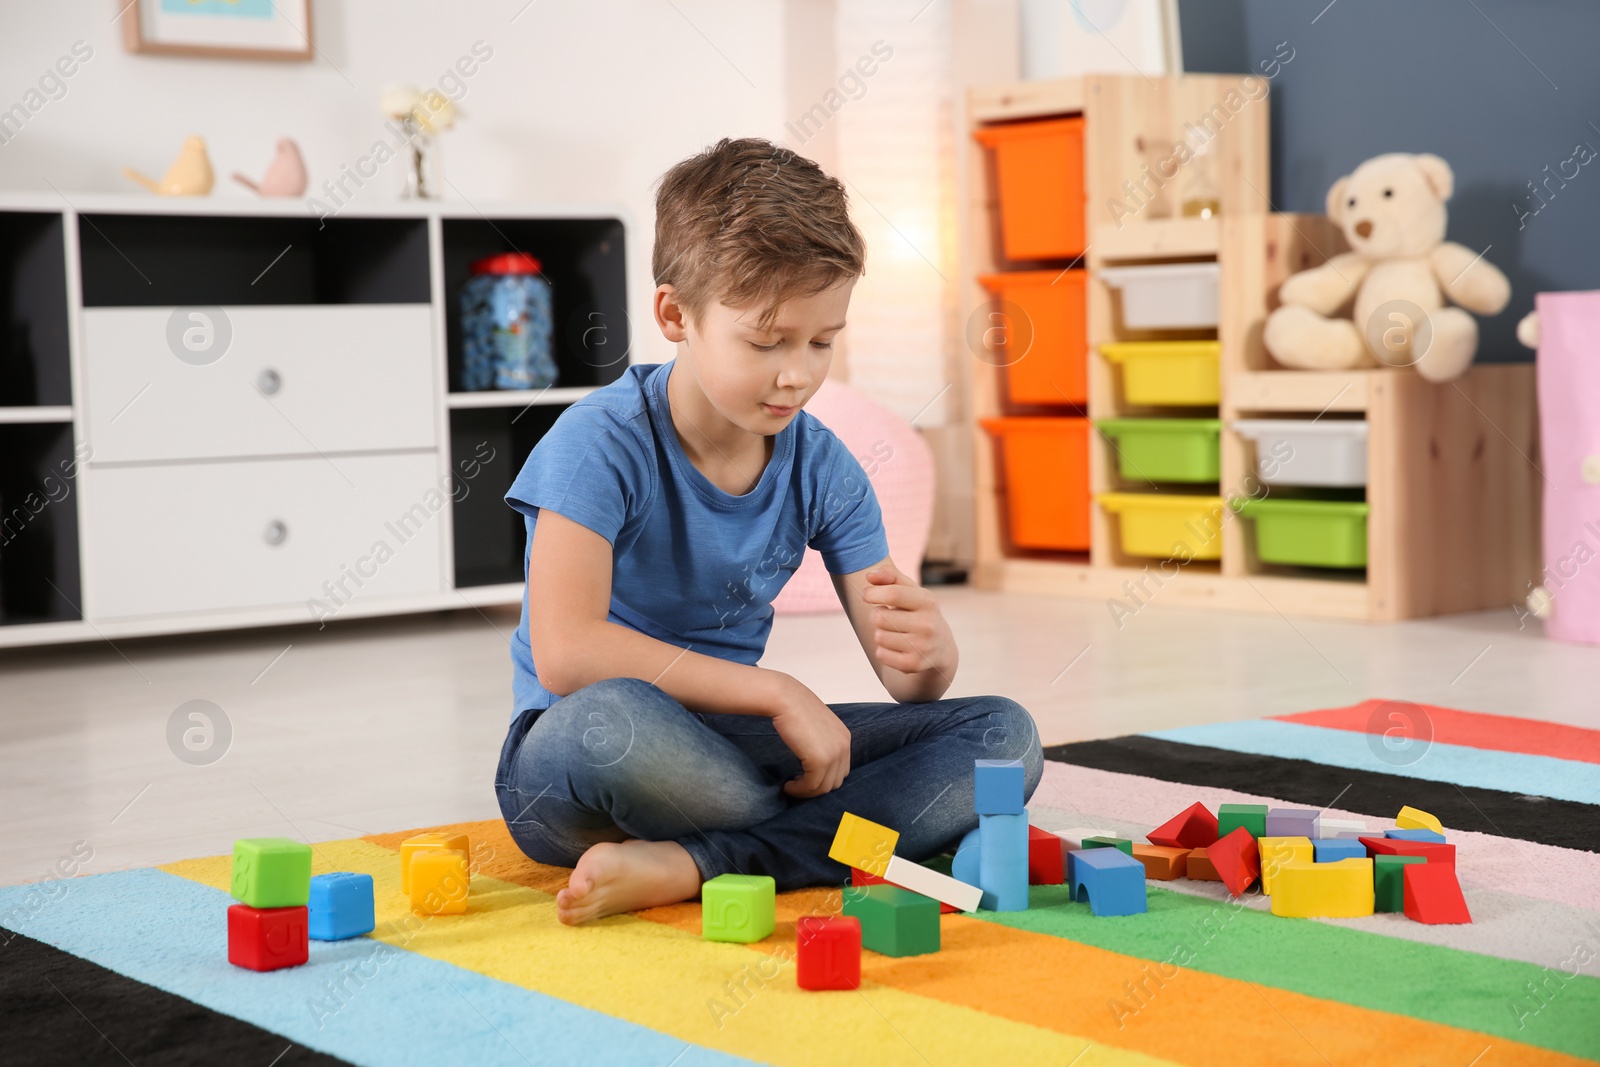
[{"left": 1263, "top": 153, "right": 1511, "bottom": 382}]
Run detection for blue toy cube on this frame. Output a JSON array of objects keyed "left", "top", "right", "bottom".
[
  {"left": 1068, "top": 847, "right": 1147, "bottom": 916},
  {"left": 974, "top": 759, "right": 1026, "bottom": 815},
  {"left": 1386, "top": 827, "right": 1446, "bottom": 843},
  {"left": 308, "top": 872, "right": 375, "bottom": 941},
  {"left": 1311, "top": 838, "right": 1367, "bottom": 863},
  {"left": 978, "top": 811, "right": 1029, "bottom": 911}
]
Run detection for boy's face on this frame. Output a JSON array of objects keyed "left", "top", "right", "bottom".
[{"left": 656, "top": 277, "right": 856, "bottom": 436}]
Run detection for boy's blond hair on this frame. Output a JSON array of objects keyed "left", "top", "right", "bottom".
[{"left": 652, "top": 137, "right": 865, "bottom": 331}]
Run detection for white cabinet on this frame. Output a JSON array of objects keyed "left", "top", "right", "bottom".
[
  {"left": 82, "top": 305, "right": 437, "bottom": 463},
  {"left": 84, "top": 452, "right": 446, "bottom": 619}
]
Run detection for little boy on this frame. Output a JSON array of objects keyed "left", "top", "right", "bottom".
[{"left": 495, "top": 137, "right": 1042, "bottom": 925}]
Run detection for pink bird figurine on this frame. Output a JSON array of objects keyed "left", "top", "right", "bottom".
[{"left": 232, "top": 137, "right": 308, "bottom": 198}]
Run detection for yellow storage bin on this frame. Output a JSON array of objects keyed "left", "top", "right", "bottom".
[
  {"left": 1097, "top": 492, "right": 1225, "bottom": 561},
  {"left": 1100, "top": 341, "right": 1221, "bottom": 406}
]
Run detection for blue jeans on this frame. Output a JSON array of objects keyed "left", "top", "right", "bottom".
[{"left": 493, "top": 677, "right": 1043, "bottom": 891}]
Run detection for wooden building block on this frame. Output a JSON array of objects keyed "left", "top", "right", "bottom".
[
  {"left": 1403, "top": 862, "right": 1471, "bottom": 925},
  {"left": 975, "top": 759, "right": 1027, "bottom": 815},
  {"left": 978, "top": 812, "right": 1029, "bottom": 911},
  {"left": 1209, "top": 827, "right": 1261, "bottom": 896},
  {"left": 884, "top": 855, "right": 983, "bottom": 913},
  {"left": 1264, "top": 808, "right": 1321, "bottom": 839},
  {"left": 1257, "top": 836, "right": 1313, "bottom": 895},
  {"left": 1311, "top": 838, "right": 1366, "bottom": 863},
  {"left": 842, "top": 884, "right": 940, "bottom": 957},
  {"left": 1359, "top": 836, "right": 1455, "bottom": 868},
  {"left": 1186, "top": 846, "right": 1222, "bottom": 881},
  {"left": 1146, "top": 802, "right": 1219, "bottom": 849},
  {"left": 702, "top": 873, "right": 776, "bottom": 943},
  {"left": 1082, "top": 836, "right": 1135, "bottom": 855},
  {"left": 796, "top": 916, "right": 861, "bottom": 990},
  {"left": 1068, "top": 847, "right": 1147, "bottom": 916},
  {"left": 1027, "top": 825, "right": 1065, "bottom": 885},
  {"left": 1269, "top": 858, "right": 1374, "bottom": 918},
  {"left": 1374, "top": 855, "right": 1427, "bottom": 912},
  {"left": 1386, "top": 828, "right": 1446, "bottom": 843},
  {"left": 1218, "top": 804, "right": 1268, "bottom": 840},
  {"left": 829, "top": 813, "right": 899, "bottom": 877},
  {"left": 1395, "top": 805, "right": 1444, "bottom": 835},
  {"left": 1132, "top": 844, "right": 1189, "bottom": 880}
]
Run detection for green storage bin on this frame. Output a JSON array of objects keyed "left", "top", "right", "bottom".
[
  {"left": 1096, "top": 418, "right": 1221, "bottom": 483},
  {"left": 1232, "top": 498, "right": 1370, "bottom": 568}
]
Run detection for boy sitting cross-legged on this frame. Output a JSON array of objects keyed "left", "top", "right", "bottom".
[{"left": 494, "top": 136, "right": 1042, "bottom": 924}]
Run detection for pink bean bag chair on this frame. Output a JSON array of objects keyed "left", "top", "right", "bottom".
[
  {"left": 774, "top": 379, "right": 936, "bottom": 614},
  {"left": 1536, "top": 290, "right": 1600, "bottom": 645}
]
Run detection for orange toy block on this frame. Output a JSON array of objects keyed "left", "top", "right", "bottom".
[
  {"left": 1132, "top": 844, "right": 1189, "bottom": 880},
  {"left": 1146, "top": 802, "right": 1219, "bottom": 850},
  {"left": 1403, "top": 861, "right": 1472, "bottom": 924},
  {"left": 1208, "top": 827, "right": 1260, "bottom": 896},
  {"left": 410, "top": 849, "right": 470, "bottom": 915},
  {"left": 1186, "top": 846, "right": 1221, "bottom": 881},
  {"left": 400, "top": 832, "right": 469, "bottom": 894}
]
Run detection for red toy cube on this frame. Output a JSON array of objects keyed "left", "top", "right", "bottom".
[
  {"left": 1027, "top": 825, "right": 1064, "bottom": 885},
  {"left": 1402, "top": 861, "right": 1472, "bottom": 924},
  {"left": 796, "top": 916, "right": 861, "bottom": 990},
  {"left": 1207, "top": 827, "right": 1260, "bottom": 897},
  {"left": 228, "top": 904, "right": 308, "bottom": 971},
  {"left": 1147, "top": 802, "right": 1220, "bottom": 850}
]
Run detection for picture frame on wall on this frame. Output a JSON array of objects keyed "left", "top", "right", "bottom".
[{"left": 121, "top": 0, "right": 313, "bottom": 62}]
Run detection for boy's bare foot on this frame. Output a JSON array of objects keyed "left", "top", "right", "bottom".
[{"left": 556, "top": 840, "right": 703, "bottom": 925}]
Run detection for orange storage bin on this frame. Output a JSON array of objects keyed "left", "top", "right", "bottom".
[
  {"left": 972, "top": 117, "right": 1086, "bottom": 261},
  {"left": 978, "top": 270, "right": 1087, "bottom": 405},
  {"left": 980, "top": 416, "right": 1091, "bottom": 550}
]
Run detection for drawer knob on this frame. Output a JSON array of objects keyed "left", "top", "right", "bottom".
[
  {"left": 257, "top": 368, "right": 282, "bottom": 396},
  {"left": 263, "top": 519, "right": 288, "bottom": 546}
]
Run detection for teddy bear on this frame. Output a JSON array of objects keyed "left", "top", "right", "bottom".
[{"left": 1263, "top": 152, "right": 1511, "bottom": 382}]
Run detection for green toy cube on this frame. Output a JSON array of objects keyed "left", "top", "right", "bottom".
[
  {"left": 701, "top": 873, "right": 775, "bottom": 943},
  {"left": 231, "top": 838, "right": 312, "bottom": 908},
  {"left": 1374, "top": 855, "right": 1427, "bottom": 912},
  {"left": 1082, "top": 836, "right": 1135, "bottom": 855},
  {"left": 842, "top": 884, "right": 940, "bottom": 957},
  {"left": 1217, "top": 804, "right": 1268, "bottom": 840}
]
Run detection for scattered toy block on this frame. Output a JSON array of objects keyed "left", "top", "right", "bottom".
[
  {"left": 796, "top": 916, "right": 861, "bottom": 990},
  {"left": 1403, "top": 861, "right": 1471, "bottom": 924},
  {"left": 1269, "top": 858, "right": 1374, "bottom": 918},
  {"left": 1132, "top": 844, "right": 1189, "bottom": 880},
  {"left": 1082, "top": 836, "right": 1135, "bottom": 855},
  {"left": 1386, "top": 828, "right": 1446, "bottom": 843},
  {"left": 1374, "top": 855, "right": 1427, "bottom": 912},
  {"left": 1186, "top": 846, "right": 1221, "bottom": 881},
  {"left": 410, "top": 849, "right": 470, "bottom": 916},
  {"left": 308, "top": 872, "right": 374, "bottom": 941},
  {"left": 1146, "top": 802, "right": 1219, "bottom": 850},
  {"left": 231, "top": 838, "right": 312, "bottom": 909},
  {"left": 1208, "top": 827, "right": 1261, "bottom": 896},
  {"left": 399, "top": 832, "right": 470, "bottom": 895},
  {"left": 860, "top": 864, "right": 955, "bottom": 912},
  {"left": 1257, "top": 837, "right": 1313, "bottom": 895},
  {"left": 227, "top": 904, "right": 308, "bottom": 971},
  {"left": 1027, "top": 825, "right": 1064, "bottom": 885},
  {"left": 829, "top": 813, "right": 899, "bottom": 878},
  {"left": 1319, "top": 817, "right": 1369, "bottom": 839},
  {"left": 951, "top": 827, "right": 981, "bottom": 903},
  {"left": 1395, "top": 805, "right": 1443, "bottom": 836},
  {"left": 1068, "top": 847, "right": 1148, "bottom": 916},
  {"left": 978, "top": 812, "right": 1029, "bottom": 911},
  {"left": 1217, "top": 804, "right": 1268, "bottom": 840},
  {"left": 1311, "top": 838, "right": 1366, "bottom": 863},
  {"left": 1264, "top": 808, "right": 1321, "bottom": 839},
  {"left": 842, "top": 884, "right": 940, "bottom": 957},
  {"left": 701, "top": 873, "right": 776, "bottom": 942},
  {"left": 884, "top": 855, "right": 982, "bottom": 913},
  {"left": 974, "top": 759, "right": 1026, "bottom": 815},
  {"left": 1055, "top": 827, "right": 1118, "bottom": 851},
  {"left": 850, "top": 867, "right": 888, "bottom": 887},
  {"left": 1359, "top": 837, "right": 1455, "bottom": 868}
]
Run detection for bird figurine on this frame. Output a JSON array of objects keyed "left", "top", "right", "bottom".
[
  {"left": 123, "top": 135, "right": 214, "bottom": 196},
  {"left": 232, "top": 137, "right": 307, "bottom": 198}
]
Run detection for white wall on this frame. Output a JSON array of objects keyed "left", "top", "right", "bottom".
[{"left": 0, "top": 0, "right": 795, "bottom": 363}]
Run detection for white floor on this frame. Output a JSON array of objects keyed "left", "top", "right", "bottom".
[{"left": 3, "top": 587, "right": 1596, "bottom": 888}]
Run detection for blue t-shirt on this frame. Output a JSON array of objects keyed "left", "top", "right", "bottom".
[{"left": 505, "top": 361, "right": 889, "bottom": 715}]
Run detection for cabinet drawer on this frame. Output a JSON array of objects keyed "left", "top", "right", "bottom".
[
  {"left": 85, "top": 452, "right": 445, "bottom": 619},
  {"left": 83, "top": 305, "right": 437, "bottom": 463}
]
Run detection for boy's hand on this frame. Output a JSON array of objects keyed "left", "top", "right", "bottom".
[
  {"left": 861, "top": 566, "right": 957, "bottom": 681},
  {"left": 767, "top": 672, "right": 851, "bottom": 798}
]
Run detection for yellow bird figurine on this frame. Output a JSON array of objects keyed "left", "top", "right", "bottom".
[{"left": 123, "top": 135, "right": 215, "bottom": 196}]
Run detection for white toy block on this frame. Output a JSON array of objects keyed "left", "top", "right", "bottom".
[
  {"left": 883, "top": 854, "right": 983, "bottom": 913},
  {"left": 1320, "top": 817, "right": 1369, "bottom": 839}
]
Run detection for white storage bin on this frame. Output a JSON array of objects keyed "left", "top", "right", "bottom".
[
  {"left": 1098, "top": 262, "right": 1220, "bottom": 329},
  {"left": 1234, "top": 419, "right": 1369, "bottom": 488}
]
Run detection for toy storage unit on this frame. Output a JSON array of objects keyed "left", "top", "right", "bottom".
[{"left": 962, "top": 76, "right": 1540, "bottom": 620}]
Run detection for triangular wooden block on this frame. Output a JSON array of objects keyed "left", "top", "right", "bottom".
[
  {"left": 1208, "top": 827, "right": 1260, "bottom": 897},
  {"left": 1402, "top": 860, "right": 1471, "bottom": 924},
  {"left": 1146, "top": 801, "right": 1219, "bottom": 850}
]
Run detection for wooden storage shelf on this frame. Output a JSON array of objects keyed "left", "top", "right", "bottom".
[{"left": 965, "top": 76, "right": 1540, "bottom": 621}]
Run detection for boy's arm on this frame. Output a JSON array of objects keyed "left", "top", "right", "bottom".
[
  {"left": 528, "top": 509, "right": 852, "bottom": 797},
  {"left": 833, "top": 557, "right": 958, "bottom": 704}
]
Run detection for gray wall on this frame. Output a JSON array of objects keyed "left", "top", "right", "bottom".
[{"left": 1179, "top": 0, "right": 1600, "bottom": 362}]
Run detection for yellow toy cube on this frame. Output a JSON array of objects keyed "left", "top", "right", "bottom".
[
  {"left": 828, "top": 812, "right": 899, "bottom": 877},
  {"left": 410, "top": 849, "right": 470, "bottom": 915},
  {"left": 400, "top": 832, "right": 469, "bottom": 894},
  {"left": 1258, "top": 836, "right": 1313, "bottom": 895},
  {"left": 1395, "top": 806, "right": 1443, "bottom": 835},
  {"left": 1270, "top": 858, "right": 1374, "bottom": 918}
]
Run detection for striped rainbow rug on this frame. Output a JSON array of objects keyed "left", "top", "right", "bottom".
[{"left": 3, "top": 699, "right": 1597, "bottom": 1066}]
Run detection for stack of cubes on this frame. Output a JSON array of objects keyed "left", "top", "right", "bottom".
[{"left": 228, "top": 838, "right": 376, "bottom": 971}]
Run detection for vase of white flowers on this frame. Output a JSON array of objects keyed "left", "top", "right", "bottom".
[{"left": 379, "top": 84, "right": 459, "bottom": 200}]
